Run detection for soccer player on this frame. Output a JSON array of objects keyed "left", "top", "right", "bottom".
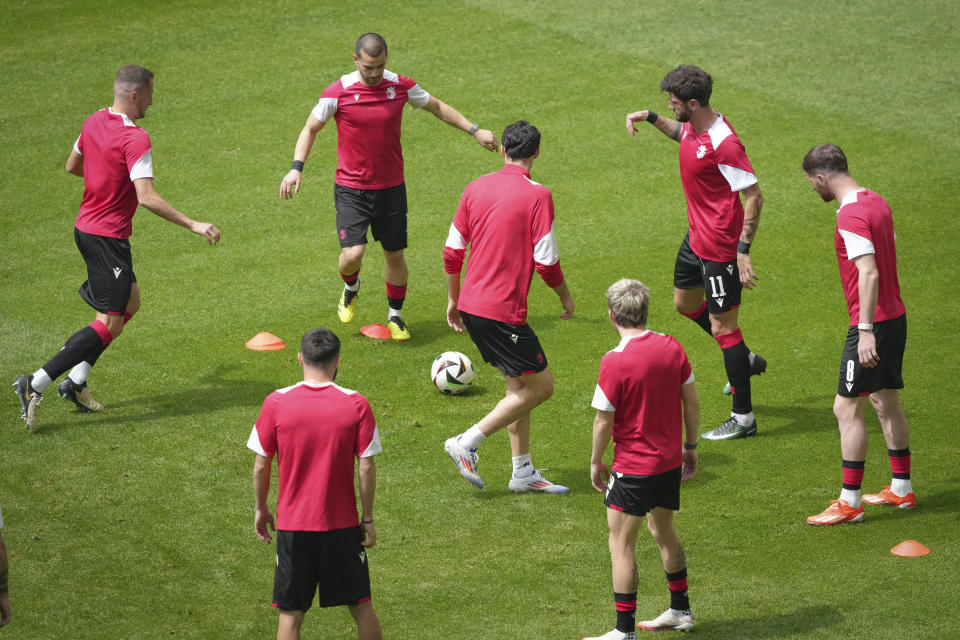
[
  {"left": 626, "top": 65, "right": 766, "bottom": 441},
  {"left": 0, "top": 505, "right": 10, "bottom": 628},
  {"left": 442, "top": 120, "right": 575, "bottom": 493},
  {"left": 583, "top": 280, "right": 699, "bottom": 639},
  {"left": 802, "top": 145, "right": 915, "bottom": 526},
  {"left": 279, "top": 33, "right": 498, "bottom": 341},
  {"left": 12, "top": 64, "right": 220, "bottom": 431},
  {"left": 248, "top": 328, "right": 383, "bottom": 640}
]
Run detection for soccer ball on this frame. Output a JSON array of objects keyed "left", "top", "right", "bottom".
[{"left": 430, "top": 351, "right": 475, "bottom": 395}]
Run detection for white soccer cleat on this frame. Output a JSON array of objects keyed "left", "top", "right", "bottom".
[
  {"left": 508, "top": 469, "right": 569, "bottom": 494},
  {"left": 638, "top": 608, "right": 695, "bottom": 632},
  {"left": 582, "top": 629, "right": 635, "bottom": 640},
  {"left": 444, "top": 436, "right": 484, "bottom": 488}
]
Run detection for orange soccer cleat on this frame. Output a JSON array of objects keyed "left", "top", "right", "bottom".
[
  {"left": 862, "top": 486, "right": 916, "bottom": 509},
  {"left": 806, "top": 499, "right": 865, "bottom": 525}
]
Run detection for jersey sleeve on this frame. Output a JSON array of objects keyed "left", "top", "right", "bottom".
[
  {"left": 400, "top": 75, "right": 430, "bottom": 109},
  {"left": 715, "top": 137, "right": 757, "bottom": 192},
  {"left": 591, "top": 353, "right": 619, "bottom": 412},
  {"left": 443, "top": 188, "right": 471, "bottom": 274},
  {"left": 124, "top": 129, "right": 153, "bottom": 180},
  {"left": 676, "top": 340, "right": 693, "bottom": 384},
  {"left": 74, "top": 134, "right": 82, "bottom": 156},
  {"left": 247, "top": 392, "right": 279, "bottom": 458},
  {"left": 312, "top": 80, "right": 341, "bottom": 122},
  {"left": 837, "top": 205, "right": 876, "bottom": 261},
  {"left": 355, "top": 395, "right": 382, "bottom": 458},
  {"left": 531, "top": 189, "right": 564, "bottom": 287}
]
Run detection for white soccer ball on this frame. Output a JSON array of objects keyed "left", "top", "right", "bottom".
[{"left": 431, "top": 351, "right": 475, "bottom": 395}]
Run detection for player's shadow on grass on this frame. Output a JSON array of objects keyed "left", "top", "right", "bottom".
[
  {"left": 751, "top": 399, "right": 836, "bottom": 437},
  {"left": 34, "top": 365, "right": 273, "bottom": 433},
  {"left": 695, "top": 604, "right": 843, "bottom": 637}
]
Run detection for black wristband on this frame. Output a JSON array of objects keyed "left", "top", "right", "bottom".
[
  {"left": 291, "top": 160, "right": 304, "bottom": 172},
  {"left": 683, "top": 441, "right": 698, "bottom": 450},
  {"left": 646, "top": 111, "right": 659, "bottom": 124},
  {"left": 737, "top": 241, "right": 751, "bottom": 254}
]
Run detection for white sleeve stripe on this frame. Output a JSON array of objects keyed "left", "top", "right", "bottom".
[
  {"left": 407, "top": 84, "right": 430, "bottom": 109},
  {"left": 73, "top": 136, "right": 82, "bottom": 156},
  {"left": 717, "top": 163, "right": 758, "bottom": 192},
  {"left": 360, "top": 426, "right": 382, "bottom": 458},
  {"left": 684, "top": 372, "right": 695, "bottom": 385},
  {"left": 533, "top": 228, "right": 559, "bottom": 265},
  {"left": 445, "top": 222, "right": 466, "bottom": 250},
  {"left": 312, "top": 97, "right": 338, "bottom": 123},
  {"left": 839, "top": 229, "right": 875, "bottom": 260},
  {"left": 129, "top": 150, "right": 153, "bottom": 181},
  {"left": 246, "top": 425, "right": 268, "bottom": 457},
  {"left": 591, "top": 384, "right": 615, "bottom": 412}
]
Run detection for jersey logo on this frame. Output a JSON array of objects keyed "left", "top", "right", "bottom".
[
  {"left": 353, "top": 93, "right": 360, "bottom": 101},
  {"left": 385, "top": 86, "right": 396, "bottom": 100},
  {"left": 726, "top": 265, "right": 734, "bottom": 276},
  {"left": 510, "top": 333, "right": 518, "bottom": 344},
  {"left": 113, "top": 267, "right": 123, "bottom": 279},
  {"left": 696, "top": 144, "right": 707, "bottom": 159}
]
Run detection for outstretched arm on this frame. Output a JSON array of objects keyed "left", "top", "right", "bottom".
[
  {"left": 280, "top": 114, "right": 326, "bottom": 199},
  {"left": 134, "top": 178, "right": 221, "bottom": 245},
  {"left": 737, "top": 183, "right": 763, "bottom": 289},
  {"left": 626, "top": 110, "right": 682, "bottom": 142},
  {"left": 422, "top": 96, "right": 498, "bottom": 151}
]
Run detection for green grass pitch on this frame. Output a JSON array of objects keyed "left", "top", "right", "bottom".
[{"left": 2, "top": 1, "right": 959, "bottom": 638}]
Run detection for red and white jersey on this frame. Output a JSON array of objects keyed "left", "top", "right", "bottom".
[
  {"left": 678, "top": 113, "right": 757, "bottom": 262},
  {"left": 73, "top": 108, "right": 153, "bottom": 239},
  {"left": 443, "top": 164, "right": 564, "bottom": 324},
  {"left": 313, "top": 69, "right": 430, "bottom": 190},
  {"left": 247, "top": 381, "right": 382, "bottom": 532},
  {"left": 592, "top": 330, "right": 694, "bottom": 476},
  {"left": 835, "top": 189, "right": 905, "bottom": 324}
]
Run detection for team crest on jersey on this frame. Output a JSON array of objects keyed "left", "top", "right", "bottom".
[
  {"left": 353, "top": 93, "right": 360, "bottom": 101},
  {"left": 696, "top": 144, "right": 707, "bottom": 159},
  {"left": 385, "top": 86, "right": 396, "bottom": 100}
]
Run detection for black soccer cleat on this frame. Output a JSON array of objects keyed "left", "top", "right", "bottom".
[
  {"left": 58, "top": 378, "right": 104, "bottom": 412},
  {"left": 13, "top": 374, "right": 43, "bottom": 431}
]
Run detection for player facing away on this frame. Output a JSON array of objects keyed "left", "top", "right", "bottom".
[
  {"left": 249, "top": 328, "right": 383, "bottom": 640},
  {"left": 626, "top": 65, "right": 766, "bottom": 441},
  {"left": 584, "top": 280, "right": 700, "bottom": 639},
  {"left": 442, "top": 120, "right": 576, "bottom": 493},
  {"left": 12, "top": 65, "right": 220, "bottom": 431},
  {"left": 802, "top": 145, "right": 915, "bottom": 526},
  {"left": 279, "top": 33, "right": 499, "bottom": 341}
]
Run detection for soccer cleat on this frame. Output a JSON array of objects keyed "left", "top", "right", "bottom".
[
  {"left": 444, "top": 436, "right": 484, "bottom": 488},
  {"left": 862, "top": 486, "right": 916, "bottom": 509},
  {"left": 338, "top": 286, "right": 359, "bottom": 323},
  {"left": 806, "top": 499, "right": 865, "bottom": 525},
  {"left": 58, "top": 378, "right": 104, "bottom": 412},
  {"left": 582, "top": 629, "right": 635, "bottom": 640},
  {"left": 723, "top": 352, "right": 767, "bottom": 395},
  {"left": 700, "top": 416, "right": 757, "bottom": 440},
  {"left": 509, "top": 469, "right": 570, "bottom": 494},
  {"left": 386, "top": 316, "right": 410, "bottom": 341},
  {"left": 13, "top": 375, "right": 43, "bottom": 431},
  {"left": 638, "top": 608, "right": 695, "bottom": 632}
]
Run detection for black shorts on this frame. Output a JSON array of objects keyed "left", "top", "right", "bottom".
[
  {"left": 334, "top": 183, "right": 408, "bottom": 251},
  {"left": 273, "top": 527, "right": 371, "bottom": 612},
  {"left": 837, "top": 314, "right": 907, "bottom": 398},
  {"left": 604, "top": 467, "right": 681, "bottom": 517},
  {"left": 74, "top": 228, "right": 136, "bottom": 315},
  {"left": 673, "top": 234, "right": 741, "bottom": 315},
  {"left": 460, "top": 311, "right": 548, "bottom": 378}
]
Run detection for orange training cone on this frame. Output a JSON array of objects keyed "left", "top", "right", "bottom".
[
  {"left": 361, "top": 324, "right": 392, "bottom": 340},
  {"left": 246, "top": 332, "right": 286, "bottom": 351},
  {"left": 890, "top": 540, "right": 931, "bottom": 557}
]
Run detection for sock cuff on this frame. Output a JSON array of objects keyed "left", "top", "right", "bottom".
[
  {"left": 681, "top": 300, "right": 707, "bottom": 320},
  {"left": 614, "top": 592, "right": 637, "bottom": 611},
  {"left": 340, "top": 270, "right": 359, "bottom": 283},
  {"left": 714, "top": 328, "right": 744, "bottom": 349},
  {"left": 386, "top": 281, "right": 407, "bottom": 299},
  {"left": 665, "top": 568, "right": 687, "bottom": 582},
  {"left": 123, "top": 310, "right": 135, "bottom": 325},
  {"left": 89, "top": 320, "right": 114, "bottom": 346},
  {"left": 888, "top": 448, "right": 910, "bottom": 457},
  {"left": 841, "top": 459, "right": 866, "bottom": 469}
]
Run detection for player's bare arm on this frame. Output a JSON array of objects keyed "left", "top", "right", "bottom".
[
  {"left": 444, "top": 272, "right": 464, "bottom": 332},
  {"left": 625, "top": 110, "right": 682, "bottom": 141},
  {"left": 280, "top": 114, "right": 326, "bottom": 199},
  {"left": 422, "top": 96, "right": 498, "bottom": 151},
  {"left": 737, "top": 183, "right": 763, "bottom": 289},
  {"left": 680, "top": 381, "right": 700, "bottom": 482},
  {"left": 358, "top": 457, "right": 377, "bottom": 548},
  {"left": 252, "top": 454, "right": 275, "bottom": 543},
  {"left": 66, "top": 149, "right": 83, "bottom": 177},
  {"left": 552, "top": 280, "right": 575, "bottom": 319},
  {"left": 134, "top": 178, "right": 221, "bottom": 245},
  {"left": 853, "top": 253, "right": 880, "bottom": 368},
  {"left": 590, "top": 410, "right": 615, "bottom": 492}
]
